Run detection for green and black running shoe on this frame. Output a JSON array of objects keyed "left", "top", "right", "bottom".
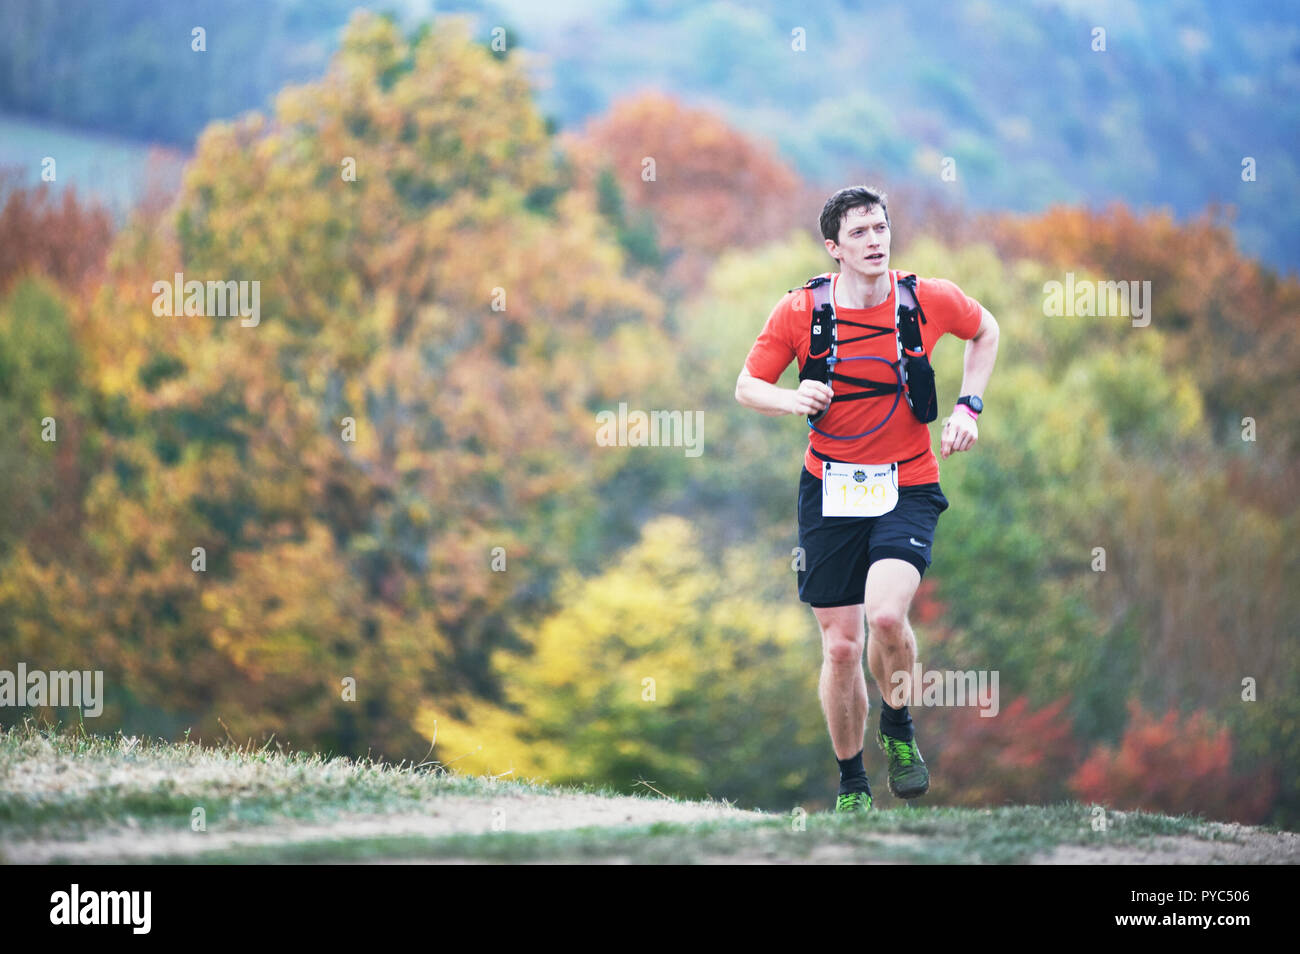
[
  {"left": 877, "top": 728, "right": 929, "bottom": 798},
  {"left": 834, "top": 791, "right": 872, "bottom": 814}
]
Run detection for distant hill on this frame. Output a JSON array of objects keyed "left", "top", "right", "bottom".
[
  {"left": 0, "top": 0, "right": 1295, "bottom": 270},
  {"left": 497, "top": 0, "right": 1299, "bottom": 272},
  {"left": 0, "top": 114, "right": 185, "bottom": 222}
]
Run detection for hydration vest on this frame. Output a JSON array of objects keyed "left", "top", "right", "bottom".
[{"left": 793, "top": 270, "right": 938, "bottom": 440}]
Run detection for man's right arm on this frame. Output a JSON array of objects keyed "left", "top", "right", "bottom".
[
  {"left": 735, "top": 370, "right": 833, "bottom": 418},
  {"left": 736, "top": 289, "right": 834, "bottom": 418}
]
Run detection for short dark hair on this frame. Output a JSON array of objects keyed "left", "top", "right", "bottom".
[{"left": 819, "top": 186, "right": 890, "bottom": 244}]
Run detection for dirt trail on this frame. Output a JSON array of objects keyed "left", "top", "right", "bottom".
[
  {"left": 6, "top": 794, "right": 1298, "bottom": 864},
  {"left": 2, "top": 791, "right": 765, "bottom": 863},
  {"left": 1031, "top": 822, "right": 1300, "bottom": 864}
]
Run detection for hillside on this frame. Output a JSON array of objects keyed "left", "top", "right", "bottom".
[{"left": 3, "top": 725, "right": 1296, "bottom": 864}]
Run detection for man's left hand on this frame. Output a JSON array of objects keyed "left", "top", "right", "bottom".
[{"left": 941, "top": 408, "right": 978, "bottom": 459}]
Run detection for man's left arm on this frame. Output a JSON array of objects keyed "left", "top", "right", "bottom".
[{"left": 941, "top": 305, "right": 999, "bottom": 459}]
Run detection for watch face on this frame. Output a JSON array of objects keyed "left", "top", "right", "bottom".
[{"left": 962, "top": 395, "right": 983, "bottom": 413}]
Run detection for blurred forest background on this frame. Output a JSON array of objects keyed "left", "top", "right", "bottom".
[{"left": 0, "top": 2, "right": 1297, "bottom": 828}]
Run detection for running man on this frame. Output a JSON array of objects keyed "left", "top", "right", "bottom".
[{"left": 734, "top": 186, "right": 1000, "bottom": 813}]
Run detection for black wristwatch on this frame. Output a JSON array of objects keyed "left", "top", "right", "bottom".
[{"left": 956, "top": 395, "right": 983, "bottom": 415}]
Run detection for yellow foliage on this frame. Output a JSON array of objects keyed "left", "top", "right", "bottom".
[{"left": 418, "top": 514, "right": 817, "bottom": 792}]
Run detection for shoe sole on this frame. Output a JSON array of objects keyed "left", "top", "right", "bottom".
[
  {"left": 878, "top": 733, "right": 929, "bottom": 799},
  {"left": 887, "top": 777, "right": 929, "bottom": 799}
]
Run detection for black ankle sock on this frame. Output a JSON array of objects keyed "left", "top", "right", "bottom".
[
  {"left": 879, "top": 699, "right": 915, "bottom": 742},
  {"left": 836, "top": 748, "right": 871, "bottom": 795}
]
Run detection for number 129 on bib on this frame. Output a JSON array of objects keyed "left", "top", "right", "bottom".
[{"left": 822, "top": 461, "right": 899, "bottom": 517}]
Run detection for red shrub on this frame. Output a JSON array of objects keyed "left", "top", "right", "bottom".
[
  {"left": 1070, "top": 700, "right": 1276, "bottom": 824},
  {"left": 924, "top": 694, "right": 1080, "bottom": 806},
  {"left": 0, "top": 173, "right": 114, "bottom": 297}
]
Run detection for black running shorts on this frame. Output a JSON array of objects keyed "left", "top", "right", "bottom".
[{"left": 796, "top": 466, "right": 950, "bottom": 608}]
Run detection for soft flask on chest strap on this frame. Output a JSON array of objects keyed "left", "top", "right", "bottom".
[
  {"left": 894, "top": 274, "right": 938, "bottom": 423},
  {"left": 791, "top": 270, "right": 938, "bottom": 437},
  {"left": 796, "top": 276, "right": 835, "bottom": 425}
]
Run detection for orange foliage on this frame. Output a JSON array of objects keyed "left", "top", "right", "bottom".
[
  {"left": 1069, "top": 700, "right": 1276, "bottom": 823},
  {"left": 0, "top": 173, "right": 113, "bottom": 297},
  {"left": 561, "top": 90, "right": 817, "bottom": 286},
  {"left": 985, "top": 201, "right": 1300, "bottom": 455}
]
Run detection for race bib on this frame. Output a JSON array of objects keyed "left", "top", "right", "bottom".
[{"left": 822, "top": 461, "right": 899, "bottom": 517}]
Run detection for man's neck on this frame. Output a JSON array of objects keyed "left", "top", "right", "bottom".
[{"left": 834, "top": 267, "right": 892, "bottom": 309}]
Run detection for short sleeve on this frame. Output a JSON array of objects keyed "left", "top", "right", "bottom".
[
  {"left": 918, "top": 277, "right": 983, "bottom": 341},
  {"left": 743, "top": 289, "right": 804, "bottom": 383}
]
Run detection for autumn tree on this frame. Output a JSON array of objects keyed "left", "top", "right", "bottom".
[
  {"left": 423, "top": 514, "right": 828, "bottom": 808},
  {"left": 561, "top": 90, "right": 818, "bottom": 289},
  {"left": 985, "top": 202, "right": 1300, "bottom": 456},
  {"left": 8, "top": 12, "right": 677, "bottom": 756},
  {"left": 0, "top": 173, "right": 113, "bottom": 297}
]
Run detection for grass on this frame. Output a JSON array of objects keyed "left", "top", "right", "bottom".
[
  {"left": 0, "top": 718, "right": 643, "bottom": 828},
  {"left": 0, "top": 720, "right": 1256, "bottom": 864}
]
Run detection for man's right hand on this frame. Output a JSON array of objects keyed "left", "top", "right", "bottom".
[
  {"left": 735, "top": 370, "right": 833, "bottom": 418},
  {"left": 788, "top": 380, "right": 834, "bottom": 416}
]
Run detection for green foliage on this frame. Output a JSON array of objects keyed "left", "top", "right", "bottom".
[
  {"left": 594, "top": 167, "right": 662, "bottom": 269},
  {"left": 0, "top": 277, "right": 81, "bottom": 404},
  {"left": 0, "top": 278, "right": 101, "bottom": 562},
  {"left": 1225, "top": 665, "right": 1300, "bottom": 830}
]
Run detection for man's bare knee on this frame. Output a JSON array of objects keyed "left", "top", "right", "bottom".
[
  {"left": 823, "top": 633, "right": 864, "bottom": 666},
  {"left": 813, "top": 605, "right": 865, "bottom": 667},
  {"left": 866, "top": 608, "right": 906, "bottom": 639}
]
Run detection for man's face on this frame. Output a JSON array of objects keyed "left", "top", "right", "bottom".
[{"left": 828, "top": 204, "right": 890, "bottom": 277}]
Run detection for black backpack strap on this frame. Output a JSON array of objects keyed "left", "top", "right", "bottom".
[
  {"left": 895, "top": 273, "right": 928, "bottom": 356},
  {"left": 895, "top": 273, "right": 939, "bottom": 423},
  {"left": 795, "top": 276, "right": 834, "bottom": 423},
  {"left": 795, "top": 276, "right": 832, "bottom": 380}
]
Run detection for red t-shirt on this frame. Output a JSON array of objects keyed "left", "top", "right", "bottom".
[{"left": 743, "top": 269, "right": 983, "bottom": 485}]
